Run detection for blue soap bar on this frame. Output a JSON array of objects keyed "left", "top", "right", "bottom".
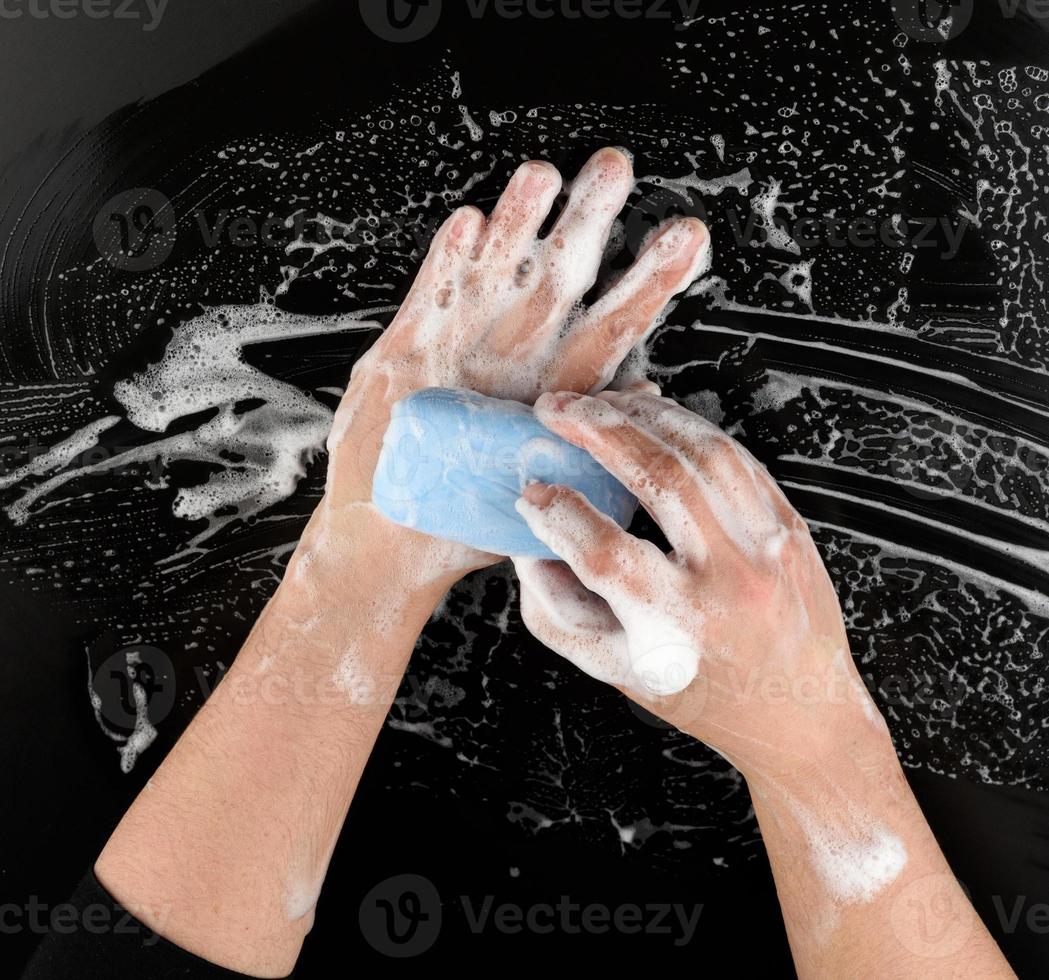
[{"left": 372, "top": 387, "right": 637, "bottom": 558}]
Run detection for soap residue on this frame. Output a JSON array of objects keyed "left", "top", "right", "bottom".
[{"left": 0, "top": 7, "right": 1045, "bottom": 873}]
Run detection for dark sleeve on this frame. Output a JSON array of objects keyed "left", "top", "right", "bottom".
[{"left": 21, "top": 869, "right": 287, "bottom": 980}]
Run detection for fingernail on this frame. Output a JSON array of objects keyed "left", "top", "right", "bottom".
[
  {"left": 449, "top": 208, "right": 478, "bottom": 241},
  {"left": 519, "top": 160, "right": 557, "bottom": 197},
  {"left": 521, "top": 482, "right": 558, "bottom": 507},
  {"left": 593, "top": 146, "right": 630, "bottom": 174}
]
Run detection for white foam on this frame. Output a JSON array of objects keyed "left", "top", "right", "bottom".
[
  {"left": 799, "top": 809, "right": 908, "bottom": 904},
  {"left": 514, "top": 385, "right": 837, "bottom": 703},
  {"left": 332, "top": 645, "right": 376, "bottom": 705},
  {"left": 6, "top": 303, "right": 377, "bottom": 551}
]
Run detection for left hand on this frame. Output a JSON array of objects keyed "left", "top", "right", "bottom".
[{"left": 313, "top": 148, "right": 710, "bottom": 594}]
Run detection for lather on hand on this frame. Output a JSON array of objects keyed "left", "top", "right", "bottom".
[
  {"left": 513, "top": 387, "right": 1015, "bottom": 979},
  {"left": 86, "top": 149, "right": 711, "bottom": 979}
]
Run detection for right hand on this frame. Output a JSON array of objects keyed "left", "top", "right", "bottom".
[{"left": 513, "top": 388, "right": 887, "bottom": 779}]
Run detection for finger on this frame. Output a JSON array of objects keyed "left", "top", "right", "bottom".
[
  {"left": 597, "top": 389, "right": 723, "bottom": 454},
  {"left": 544, "top": 147, "right": 635, "bottom": 303},
  {"left": 395, "top": 206, "right": 486, "bottom": 341},
  {"left": 533, "top": 392, "right": 711, "bottom": 559},
  {"left": 599, "top": 378, "right": 661, "bottom": 397},
  {"left": 602, "top": 388, "right": 794, "bottom": 521},
  {"left": 555, "top": 218, "right": 710, "bottom": 392},
  {"left": 599, "top": 390, "right": 795, "bottom": 552},
  {"left": 515, "top": 560, "right": 700, "bottom": 705},
  {"left": 515, "top": 492, "right": 701, "bottom": 700},
  {"left": 416, "top": 205, "right": 486, "bottom": 284},
  {"left": 478, "top": 160, "right": 562, "bottom": 267},
  {"left": 486, "top": 150, "right": 633, "bottom": 355},
  {"left": 514, "top": 557, "right": 631, "bottom": 687},
  {"left": 515, "top": 482, "right": 667, "bottom": 595}
]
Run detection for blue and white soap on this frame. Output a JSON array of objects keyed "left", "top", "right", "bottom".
[{"left": 372, "top": 387, "right": 636, "bottom": 558}]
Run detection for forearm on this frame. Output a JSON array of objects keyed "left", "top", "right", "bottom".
[
  {"left": 742, "top": 713, "right": 1014, "bottom": 979},
  {"left": 95, "top": 505, "right": 451, "bottom": 978}
]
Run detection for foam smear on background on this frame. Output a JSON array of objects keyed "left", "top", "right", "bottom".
[
  {"left": 0, "top": 5, "right": 1046, "bottom": 869},
  {"left": 6, "top": 304, "right": 380, "bottom": 556}
]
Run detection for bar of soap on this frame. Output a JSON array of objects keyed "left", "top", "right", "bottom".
[{"left": 372, "top": 387, "right": 636, "bottom": 558}]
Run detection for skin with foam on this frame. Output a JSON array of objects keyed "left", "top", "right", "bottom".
[
  {"left": 92, "top": 149, "right": 713, "bottom": 977},
  {"left": 512, "top": 388, "right": 1014, "bottom": 976},
  {"left": 89, "top": 150, "right": 1012, "bottom": 979}
]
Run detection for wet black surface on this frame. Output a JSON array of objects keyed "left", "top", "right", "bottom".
[{"left": 1, "top": 1, "right": 1048, "bottom": 975}]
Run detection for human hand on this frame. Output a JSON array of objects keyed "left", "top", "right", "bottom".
[
  {"left": 313, "top": 149, "right": 710, "bottom": 595},
  {"left": 513, "top": 388, "right": 886, "bottom": 780}
]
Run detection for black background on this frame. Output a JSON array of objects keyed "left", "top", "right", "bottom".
[{"left": 2, "top": 1, "right": 1048, "bottom": 976}]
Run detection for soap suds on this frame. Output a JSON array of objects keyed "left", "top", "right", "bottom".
[
  {"left": 0, "top": 13, "right": 1043, "bottom": 871},
  {"left": 332, "top": 645, "right": 376, "bottom": 706},
  {"left": 797, "top": 807, "right": 908, "bottom": 905},
  {"left": 515, "top": 389, "right": 816, "bottom": 699}
]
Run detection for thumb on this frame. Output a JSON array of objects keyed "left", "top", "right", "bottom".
[{"left": 513, "top": 557, "right": 630, "bottom": 688}]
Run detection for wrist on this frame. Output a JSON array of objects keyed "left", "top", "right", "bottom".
[
  {"left": 739, "top": 704, "right": 901, "bottom": 798},
  {"left": 222, "top": 506, "right": 449, "bottom": 723},
  {"left": 294, "top": 497, "right": 461, "bottom": 619},
  {"left": 229, "top": 502, "right": 453, "bottom": 681}
]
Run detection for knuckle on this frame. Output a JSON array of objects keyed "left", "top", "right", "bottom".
[
  {"left": 644, "top": 449, "right": 691, "bottom": 495},
  {"left": 581, "top": 547, "right": 617, "bottom": 579},
  {"left": 734, "top": 564, "right": 775, "bottom": 607}
]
